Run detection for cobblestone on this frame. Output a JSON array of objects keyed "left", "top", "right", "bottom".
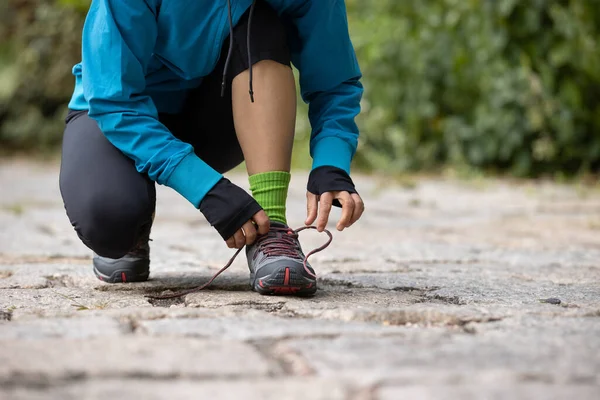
[{"left": 1, "top": 160, "right": 599, "bottom": 399}]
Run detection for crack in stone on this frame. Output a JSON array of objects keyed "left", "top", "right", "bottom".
[
  {"left": 0, "top": 371, "right": 270, "bottom": 390},
  {"left": 317, "top": 278, "right": 366, "bottom": 289},
  {"left": 351, "top": 310, "right": 456, "bottom": 326},
  {"left": 322, "top": 257, "right": 362, "bottom": 264},
  {"left": 392, "top": 286, "right": 439, "bottom": 293},
  {"left": 301, "top": 308, "right": 505, "bottom": 328},
  {"left": 44, "top": 275, "right": 79, "bottom": 288},
  {"left": 420, "top": 293, "right": 465, "bottom": 305},
  {"left": 372, "top": 372, "right": 598, "bottom": 390},
  {"left": 97, "top": 282, "right": 250, "bottom": 294},
  {"left": 3, "top": 284, "right": 50, "bottom": 290},
  {"left": 183, "top": 301, "right": 309, "bottom": 319},
  {"left": 387, "top": 258, "right": 484, "bottom": 265},
  {"left": 318, "top": 280, "right": 447, "bottom": 307},
  {"left": 537, "top": 205, "right": 600, "bottom": 215},
  {"left": 203, "top": 300, "right": 287, "bottom": 313},
  {"left": 147, "top": 297, "right": 185, "bottom": 308},
  {"left": 583, "top": 309, "right": 600, "bottom": 317},
  {"left": 0, "top": 255, "right": 91, "bottom": 265},
  {"left": 457, "top": 317, "right": 504, "bottom": 334},
  {"left": 250, "top": 340, "right": 317, "bottom": 377},
  {"left": 327, "top": 268, "right": 414, "bottom": 274},
  {"left": 517, "top": 372, "right": 598, "bottom": 385}
]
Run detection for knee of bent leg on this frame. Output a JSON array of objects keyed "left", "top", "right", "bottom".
[{"left": 72, "top": 192, "right": 152, "bottom": 259}]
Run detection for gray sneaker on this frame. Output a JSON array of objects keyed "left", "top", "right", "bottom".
[
  {"left": 92, "top": 222, "right": 151, "bottom": 283},
  {"left": 246, "top": 222, "right": 317, "bottom": 296}
]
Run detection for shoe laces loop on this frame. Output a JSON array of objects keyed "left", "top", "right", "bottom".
[
  {"left": 255, "top": 226, "right": 301, "bottom": 258},
  {"left": 147, "top": 226, "right": 332, "bottom": 300}
]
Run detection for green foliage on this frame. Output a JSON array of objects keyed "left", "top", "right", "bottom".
[
  {"left": 0, "top": 0, "right": 86, "bottom": 152},
  {"left": 347, "top": 0, "right": 600, "bottom": 176},
  {"left": 0, "top": 0, "right": 598, "bottom": 177},
  {"left": 57, "top": 0, "right": 91, "bottom": 13}
]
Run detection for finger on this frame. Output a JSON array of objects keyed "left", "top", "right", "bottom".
[
  {"left": 336, "top": 192, "right": 355, "bottom": 231},
  {"left": 242, "top": 220, "right": 257, "bottom": 245},
  {"left": 316, "top": 192, "right": 333, "bottom": 232},
  {"left": 233, "top": 229, "right": 245, "bottom": 249},
  {"left": 305, "top": 192, "right": 319, "bottom": 225},
  {"left": 348, "top": 193, "right": 365, "bottom": 226},
  {"left": 226, "top": 236, "right": 236, "bottom": 249},
  {"left": 252, "top": 210, "right": 270, "bottom": 235}
]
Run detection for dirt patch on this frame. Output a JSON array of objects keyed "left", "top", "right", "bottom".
[{"left": 146, "top": 297, "right": 186, "bottom": 308}]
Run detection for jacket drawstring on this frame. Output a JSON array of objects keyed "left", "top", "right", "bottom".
[{"left": 221, "top": 0, "right": 257, "bottom": 103}]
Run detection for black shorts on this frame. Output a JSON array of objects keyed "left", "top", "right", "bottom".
[
  {"left": 60, "top": 0, "right": 291, "bottom": 258},
  {"left": 158, "top": 0, "right": 291, "bottom": 171}
]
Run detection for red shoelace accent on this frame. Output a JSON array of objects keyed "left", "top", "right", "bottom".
[{"left": 147, "top": 226, "right": 332, "bottom": 300}]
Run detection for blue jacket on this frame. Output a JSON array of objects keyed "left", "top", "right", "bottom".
[{"left": 69, "top": 0, "right": 363, "bottom": 207}]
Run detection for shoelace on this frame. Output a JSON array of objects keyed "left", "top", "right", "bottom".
[
  {"left": 255, "top": 226, "right": 303, "bottom": 257},
  {"left": 147, "top": 226, "right": 332, "bottom": 300}
]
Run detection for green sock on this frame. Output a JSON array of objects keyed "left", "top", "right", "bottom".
[{"left": 249, "top": 171, "right": 291, "bottom": 225}]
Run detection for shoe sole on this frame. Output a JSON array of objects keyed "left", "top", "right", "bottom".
[
  {"left": 93, "top": 265, "right": 150, "bottom": 283},
  {"left": 251, "top": 265, "right": 317, "bottom": 296},
  {"left": 93, "top": 259, "right": 150, "bottom": 284}
]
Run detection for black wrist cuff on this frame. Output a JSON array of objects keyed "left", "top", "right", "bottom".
[
  {"left": 199, "top": 178, "right": 263, "bottom": 240},
  {"left": 307, "top": 166, "right": 357, "bottom": 208}
]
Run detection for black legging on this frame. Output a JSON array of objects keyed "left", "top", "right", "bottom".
[{"left": 59, "top": 0, "right": 290, "bottom": 258}]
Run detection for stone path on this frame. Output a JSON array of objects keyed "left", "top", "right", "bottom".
[{"left": 0, "top": 159, "right": 599, "bottom": 399}]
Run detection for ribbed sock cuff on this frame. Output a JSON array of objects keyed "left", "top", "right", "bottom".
[{"left": 248, "top": 171, "right": 291, "bottom": 225}]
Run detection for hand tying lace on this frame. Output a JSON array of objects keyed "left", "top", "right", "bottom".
[{"left": 147, "top": 226, "right": 332, "bottom": 300}]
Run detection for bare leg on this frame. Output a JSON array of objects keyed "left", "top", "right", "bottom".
[{"left": 232, "top": 60, "right": 297, "bottom": 175}]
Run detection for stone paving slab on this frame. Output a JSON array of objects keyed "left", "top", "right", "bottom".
[
  {"left": 0, "top": 316, "right": 127, "bottom": 340},
  {"left": 1, "top": 288, "right": 152, "bottom": 319},
  {"left": 276, "top": 316, "right": 600, "bottom": 385},
  {"left": 136, "top": 315, "right": 405, "bottom": 340},
  {"left": 0, "top": 338, "right": 276, "bottom": 384},
  {"left": 1, "top": 378, "right": 351, "bottom": 400},
  {"left": 1, "top": 160, "right": 599, "bottom": 399},
  {"left": 377, "top": 385, "right": 600, "bottom": 400},
  {"left": 320, "top": 268, "right": 599, "bottom": 307}
]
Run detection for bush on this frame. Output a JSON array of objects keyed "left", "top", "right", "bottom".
[
  {"left": 1, "top": 0, "right": 599, "bottom": 177},
  {"left": 0, "top": 0, "right": 85, "bottom": 152},
  {"left": 347, "top": 0, "right": 600, "bottom": 176}
]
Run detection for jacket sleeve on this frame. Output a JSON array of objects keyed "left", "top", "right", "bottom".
[
  {"left": 81, "top": 0, "right": 222, "bottom": 207},
  {"left": 266, "top": 0, "right": 363, "bottom": 174}
]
